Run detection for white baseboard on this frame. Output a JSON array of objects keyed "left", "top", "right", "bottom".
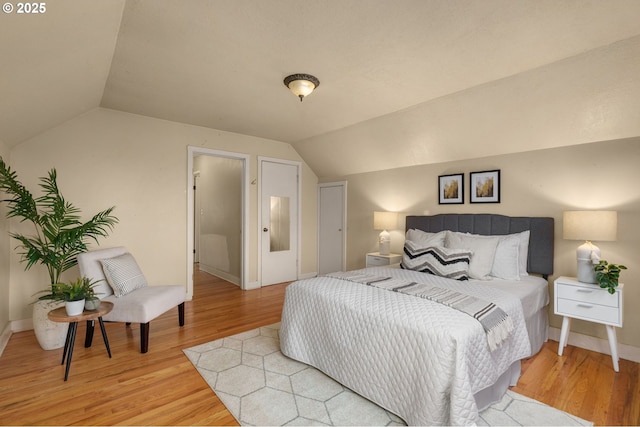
[
  {"left": 548, "top": 326, "right": 640, "bottom": 364},
  {"left": 0, "top": 323, "right": 11, "bottom": 357},
  {"left": 11, "top": 318, "right": 33, "bottom": 333},
  {"left": 199, "top": 264, "right": 241, "bottom": 286},
  {"left": 245, "top": 281, "right": 260, "bottom": 290},
  {"left": 246, "top": 272, "right": 315, "bottom": 290}
]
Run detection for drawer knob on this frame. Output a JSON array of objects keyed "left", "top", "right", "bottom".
[
  {"left": 577, "top": 303, "right": 593, "bottom": 309},
  {"left": 577, "top": 289, "right": 593, "bottom": 293}
]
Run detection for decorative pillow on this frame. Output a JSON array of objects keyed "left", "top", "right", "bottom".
[
  {"left": 491, "top": 234, "right": 521, "bottom": 280},
  {"left": 100, "top": 253, "right": 148, "bottom": 297},
  {"left": 405, "top": 229, "right": 446, "bottom": 247},
  {"left": 445, "top": 231, "right": 500, "bottom": 280},
  {"left": 401, "top": 241, "right": 471, "bottom": 281}
]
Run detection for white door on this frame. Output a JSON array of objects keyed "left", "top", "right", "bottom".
[
  {"left": 318, "top": 182, "right": 346, "bottom": 274},
  {"left": 260, "top": 159, "right": 299, "bottom": 286}
]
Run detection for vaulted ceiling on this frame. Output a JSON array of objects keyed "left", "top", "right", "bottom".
[{"left": 2, "top": 0, "right": 640, "bottom": 176}]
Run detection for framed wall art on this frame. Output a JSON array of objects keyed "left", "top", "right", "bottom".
[
  {"left": 470, "top": 170, "right": 500, "bottom": 203},
  {"left": 438, "top": 173, "right": 464, "bottom": 204}
]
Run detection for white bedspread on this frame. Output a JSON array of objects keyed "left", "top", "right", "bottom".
[{"left": 280, "top": 267, "right": 532, "bottom": 426}]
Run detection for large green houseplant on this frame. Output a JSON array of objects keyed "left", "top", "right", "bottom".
[{"left": 0, "top": 157, "right": 118, "bottom": 348}]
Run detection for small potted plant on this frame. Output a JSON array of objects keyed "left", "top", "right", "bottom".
[
  {"left": 40, "top": 277, "right": 100, "bottom": 316},
  {"left": 593, "top": 260, "right": 627, "bottom": 295},
  {"left": 84, "top": 281, "right": 102, "bottom": 311}
]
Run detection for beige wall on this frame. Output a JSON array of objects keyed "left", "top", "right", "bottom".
[
  {"left": 332, "top": 138, "right": 640, "bottom": 348},
  {"left": 7, "top": 108, "right": 318, "bottom": 322},
  {"left": 0, "top": 140, "right": 10, "bottom": 337}
]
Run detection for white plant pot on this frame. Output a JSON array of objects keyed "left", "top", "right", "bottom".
[
  {"left": 32, "top": 300, "right": 69, "bottom": 350},
  {"left": 65, "top": 299, "right": 85, "bottom": 316}
]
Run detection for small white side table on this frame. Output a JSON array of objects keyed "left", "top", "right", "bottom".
[
  {"left": 366, "top": 252, "right": 402, "bottom": 267},
  {"left": 554, "top": 276, "right": 623, "bottom": 372}
]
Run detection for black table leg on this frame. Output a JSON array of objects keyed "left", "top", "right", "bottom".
[
  {"left": 61, "top": 322, "right": 74, "bottom": 365},
  {"left": 64, "top": 322, "right": 78, "bottom": 381},
  {"left": 84, "top": 319, "right": 95, "bottom": 347},
  {"left": 98, "top": 317, "right": 112, "bottom": 358}
]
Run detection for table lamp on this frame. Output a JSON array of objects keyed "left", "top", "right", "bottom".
[
  {"left": 373, "top": 211, "right": 398, "bottom": 255},
  {"left": 563, "top": 210, "right": 617, "bottom": 283}
]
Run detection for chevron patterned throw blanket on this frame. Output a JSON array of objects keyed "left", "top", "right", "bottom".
[{"left": 326, "top": 271, "right": 514, "bottom": 351}]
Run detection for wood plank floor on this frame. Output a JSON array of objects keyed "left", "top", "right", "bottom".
[{"left": 1, "top": 267, "right": 638, "bottom": 426}]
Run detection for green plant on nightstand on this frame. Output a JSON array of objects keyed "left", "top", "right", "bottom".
[{"left": 594, "top": 260, "right": 627, "bottom": 295}]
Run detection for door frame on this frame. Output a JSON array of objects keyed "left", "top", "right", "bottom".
[
  {"left": 187, "top": 146, "right": 250, "bottom": 297},
  {"left": 318, "top": 181, "right": 347, "bottom": 273},
  {"left": 258, "top": 156, "right": 302, "bottom": 286}
]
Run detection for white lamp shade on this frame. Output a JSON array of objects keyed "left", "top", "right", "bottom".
[
  {"left": 373, "top": 211, "right": 398, "bottom": 231},
  {"left": 563, "top": 211, "right": 617, "bottom": 242}
]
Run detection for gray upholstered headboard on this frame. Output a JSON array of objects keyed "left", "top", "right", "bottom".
[{"left": 405, "top": 214, "right": 554, "bottom": 278}]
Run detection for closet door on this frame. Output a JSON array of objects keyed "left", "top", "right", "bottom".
[{"left": 318, "top": 182, "right": 346, "bottom": 274}]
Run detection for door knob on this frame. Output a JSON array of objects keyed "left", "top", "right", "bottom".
[{"left": 263, "top": 227, "right": 269, "bottom": 232}]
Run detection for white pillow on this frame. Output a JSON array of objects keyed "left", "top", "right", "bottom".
[
  {"left": 445, "top": 231, "right": 500, "bottom": 280},
  {"left": 100, "top": 253, "right": 148, "bottom": 297},
  {"left": 491, "top": 234, "right": 521, "bottom": 280},
  {"left": 405, "top": 229, "right": 446, "bottom": 247},
  {"left": 516, "top": 230, "right": 530, "bottom": 276}
]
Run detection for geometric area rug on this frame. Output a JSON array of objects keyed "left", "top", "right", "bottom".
[{"left": 183, "top": 323, "right": 593, "bottom": 426}]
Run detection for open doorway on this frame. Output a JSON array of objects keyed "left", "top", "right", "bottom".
[
  {"left": 194, "top": 155, "right": 242, "bottom": 284},
  {"left": 187, "top": 147, "right": 250, "bottom": 299}
]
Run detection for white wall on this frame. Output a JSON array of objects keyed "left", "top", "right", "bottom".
[
  {"left": 333, "top": 138, "right": 640, "bottom": 349},
  {"left": 7, "top": 108, "right": 318, "bottom": 322}
]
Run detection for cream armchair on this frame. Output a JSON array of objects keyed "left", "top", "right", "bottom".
[{"left": 77, "top": 246, "right": 186, "bottom": 353}]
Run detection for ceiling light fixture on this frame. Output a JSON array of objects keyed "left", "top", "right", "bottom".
[{"left": 283, "top": 73, "right": 320, "bottom": 102}]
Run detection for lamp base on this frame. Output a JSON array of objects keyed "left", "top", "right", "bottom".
[
  {"left": 378, "top": 230, "right": 390, "bottom": 256},
  {"left": 576, "top": 241, "right": 600, "bottom": 283},
  {"left": 576, "top": 258, "right": 597, "bottom": 283}
]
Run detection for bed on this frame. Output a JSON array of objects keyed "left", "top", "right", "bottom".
[{"left": 280, "top": 213, "right": 554, "bottom": 426}]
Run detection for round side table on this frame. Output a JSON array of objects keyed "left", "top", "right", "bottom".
[{"left": 48, "top": 301, "right": 114, "bottom": 381}]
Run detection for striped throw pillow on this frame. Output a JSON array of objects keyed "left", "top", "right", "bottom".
[
  {"left": 400, "top": 241, "right": 472, "bottom": 281},
  {"left": 100, "top": 253, "right": 148, "bottom": 297}
]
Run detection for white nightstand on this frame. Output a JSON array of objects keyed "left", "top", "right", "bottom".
[
  {"left": 554, "top": 276, "right": 624, "bottom": 372},
  {"left": 366, "top": 252, "right": 402, "bottom": 267}
]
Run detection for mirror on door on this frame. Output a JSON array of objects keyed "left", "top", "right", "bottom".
[{"left": 270, "top": 196, "right": 290, "bottom": 252}]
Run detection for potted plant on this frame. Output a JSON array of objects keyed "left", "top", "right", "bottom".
[
  {"left": 44, "top": 277, "right": 100, "bottom": 316},
  {"left": 83, "top": 282, "right": 102, "bottom": 311},
  {"left": 593, "top": 260, "right": 628, "bottom": 295},
  {"left": 0, "top": 157, "right": 118, "bottom": 349}
]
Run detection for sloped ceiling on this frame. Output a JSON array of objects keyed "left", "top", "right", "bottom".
[
  {"left": 0, "top": 0, "right": 125, "bottom": 146},
  {"left": 2, "top": 0, "right": 640, "bottom": 176}
]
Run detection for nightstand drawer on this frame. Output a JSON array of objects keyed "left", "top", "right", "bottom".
[
  {"left": 367, "top": 255, "right": 392, "bottom": 266},
  {"left": 555, "top": 283, "right": 619, "bottom": 308},
  {"left": 365, "top": 253, "right": 402, "bottom": 267},
  {"left": 556, "top": 298, "right": 621, "bottom": 325}
]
